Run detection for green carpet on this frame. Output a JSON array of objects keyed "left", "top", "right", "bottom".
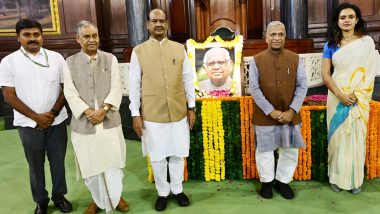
[{"left": 0, "top": 128, "right": 380, "bottom": 214}]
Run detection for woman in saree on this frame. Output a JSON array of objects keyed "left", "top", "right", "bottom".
[{"left": 321, "top": 3, "right": 378, "bottom": 194}]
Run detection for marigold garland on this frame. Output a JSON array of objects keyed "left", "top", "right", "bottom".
[
  {"left": 147, "top": 156, "right": 154, "bottom": 183},
  {"left": 366, "top": 100, "right": 380, "bottom": 179},
  {"left": 146, "top": 99, "right": 380, "bottom": 182},
  {"left": 184, "top": 158, "right": 188, "bottom": 181},
  {"left": 187, "top": 36, "right": 214, "bottom": 49},
  {"left": 248, "top": 98, "right": 257, "bottom": 179},
  {"left": 201, "top": 100, "right": 226, "bottom": 181},
  {"left": 239, "top": 97, "right": 258, "bottom": 179},
  {"left": 214, "top": 35, "right": 242, "bottom": 49},
  {"left": 295, "top": 105, "right": 326, "bottom": 180}
]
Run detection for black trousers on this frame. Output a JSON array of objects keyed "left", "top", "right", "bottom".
[{"left": 18, "top": 122, "right": 68, "bottom": 204}]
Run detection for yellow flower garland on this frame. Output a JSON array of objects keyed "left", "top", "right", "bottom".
[
  {"left": 146, "top": 99, "right": 380, "bottom": 182},
  {"left": 201, "top": 101, "right": 211, "bottom": 181},
  {"left": 187, "top": 36, "right": 215, "bottom": 49},
  {"left": 214, "top": 35, "right": 241, "bottom": 49},
  {"left": 201, "top": 100, "right": 226, "bottom": 181},
  {"left": 146, "top": 156, "right": 154, "bottom": 183}
]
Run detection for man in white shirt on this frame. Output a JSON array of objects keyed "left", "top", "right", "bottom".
[
  {"left": 129, "top": 9, "right": 196, "bottom": 211},
  {"left": 63, "top": 20, "right": 128, "bottom": 214},
  {"left": 0, "top": 19, "right": 72, "bottom": 214}
]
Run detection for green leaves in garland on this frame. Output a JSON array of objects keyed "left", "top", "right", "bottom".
[
  {"left": 188, "top": 100, "right": 204, "bottom": 180},
  {"left": 222, "top": 100, "right": 242, "bottom": 180},
  {"left": 310, "top": 110, "right": 328, "bottom": 181}
]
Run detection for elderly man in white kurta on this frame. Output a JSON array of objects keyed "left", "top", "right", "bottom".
[
  {"left": 129, "top": 9, "right": 196, "bottom": 211},
  {"left": 63, "top": 21, "right": 129, "bottom": 214}
]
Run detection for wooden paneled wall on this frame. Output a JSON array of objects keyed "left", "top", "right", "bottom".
[
  {"left": 246, "top": 0, "right": 264, "bottom": 39},
  {"left": 0, "top": 0, "right": 129, "bottom": 61},
  {"left": 193, "top": 0, "right": 247, "bottom": 40},
  {"left": 151, "top": 0, "right": 191, "bottom": 43},
  {"left": 263, "top": 0, "right": 380, "bottom": 52},
  {"left": 2, "top": 0, "right": 379, "bottom": 62},
  {"left": 1, "top": 0, "right": 95, "bottom": 60},
  {"left": 101, "top": 0, "right": 129, "bottom": 60},
  {"left": 243, "top": 39, "right": 314, "bottom": 56}
]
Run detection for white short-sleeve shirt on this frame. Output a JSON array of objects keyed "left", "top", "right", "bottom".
[{"left": 0, "top": 46, "right": 68, "bottom": 127}]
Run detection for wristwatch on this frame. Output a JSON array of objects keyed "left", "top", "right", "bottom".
[
  {"left": 50, "top": 109, "right": 59, "bottom": 117},
  {"left": 103, "top": 105, "right": 110, "bottom": 112},
  {"left": 187, "top": 107, "right": 196, "bottom": 112}
]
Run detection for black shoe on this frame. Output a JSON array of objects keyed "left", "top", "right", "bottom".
[
  {"left": 53, "top": 196, "right": 73, "bottom": 213},
  {"left": 34, "top": 203, "right": 48, "bottom": 214},
  {"left": 173, "top": 192, "right": 190, "bottom": 206},
  {"left": 259, "top": 181, "right": 273, "bottom": 199},
  {"left": 274, "top": 180, "right": 295, "bottom": 199},
  {"left": 155, "top": 196, "right": 168, "bottom": 211}
]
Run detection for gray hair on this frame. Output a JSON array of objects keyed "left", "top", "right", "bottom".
[
  {"left": 203, "top": 47, "right": 231, "bottom": 65},
  {"left": 266, "top": 21, "right": 286, "bottom": 36},
  {"left": 76, "top": 20, "right": 98, "bottom": 36}
]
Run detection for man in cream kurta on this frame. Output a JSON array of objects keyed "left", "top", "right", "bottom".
[
  {"left": 129, "top": 9, "right": 196, "bottom": 211},
  {"left": 63, "top": 21, "right": 129, "bottom": 214}
]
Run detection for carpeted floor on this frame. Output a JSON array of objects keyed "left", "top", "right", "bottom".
[{"left": 0, "top": 128, "right": 380, "bottom": 214}]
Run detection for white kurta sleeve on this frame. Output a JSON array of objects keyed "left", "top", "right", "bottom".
[
  {"left": 183, "top": 51, "right": 196, "bottom": 108},
  {"left": 128, "top": 51, "right": 142, "bottom": 117},
  {"left": 103, "top": 56, "right": 122, "bottom": 110},
  {"left": 63, "top": 62, "right": 90, "bottom": 119}
]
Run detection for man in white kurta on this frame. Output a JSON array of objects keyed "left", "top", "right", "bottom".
[
  {"left": 129, "top": 9, "right": 196, "bottom": 211},
  {"left": 0, "top": 18, "right": 72, "bottom": 214},
  {"left": 63, "top": 21, "right": 128, "bottom": 214}
]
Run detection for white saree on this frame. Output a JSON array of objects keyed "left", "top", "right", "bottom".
[{"left": 327, "top": 36, "right": 378, "bottom": 190}]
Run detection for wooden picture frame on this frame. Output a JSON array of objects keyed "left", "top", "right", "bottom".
[{"left": 0, "top": 0, "right": 60, "bottom": 36}]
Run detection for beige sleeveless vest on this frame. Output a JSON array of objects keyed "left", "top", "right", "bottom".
[
  {"left": 66, "top": 50, "right": 121, "bottom": 134},
  {"left": 134, "top": 38, "right": 187, "bottom": 122}
]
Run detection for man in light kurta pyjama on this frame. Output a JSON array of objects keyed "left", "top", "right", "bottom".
[
  {"left": 63, "top": 21, "right": 129, "bottom": 214},
  {"left": 249, "top": 21, "right": 308, "bottom": 200}
]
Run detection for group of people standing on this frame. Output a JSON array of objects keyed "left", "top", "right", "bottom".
[
  {"left": 0, "top": 2, "right": 378, "bottom": 214},
  {"left": 249, "top": 2, "right": 378, "bottom": 199}
]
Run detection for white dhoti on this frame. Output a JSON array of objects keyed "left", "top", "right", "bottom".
[
  {"left": 71, "top": 123, "right": 126, "bottom": 211},
  {"left": 142, "top": 117, "right": 189, "bottom": 196},
  {"left": 71, "top": 124, "right": 126, "bottom": 179},
  {"left": 85, "top": 168, "right": 124, "bottom": 213}
]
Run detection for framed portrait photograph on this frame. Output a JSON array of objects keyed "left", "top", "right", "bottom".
[
  {"left": 0, "top": 0, "right": 60, "bottom": 36},
  {"left": 186, "top": 35, "right": 243, "bottom": 97}
]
